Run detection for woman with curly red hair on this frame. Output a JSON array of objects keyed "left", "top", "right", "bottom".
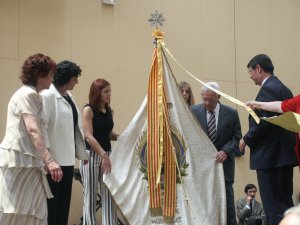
[{"left": 0, "top": 53, "right": 62, "bottom": 225}]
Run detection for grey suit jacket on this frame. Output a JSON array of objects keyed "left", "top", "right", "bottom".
[
  {"left": 236, "top": 198, "right": 265, "bottom": 225},
  {"left": 191, "top": 103, "right": 242, "bottom": 183}
]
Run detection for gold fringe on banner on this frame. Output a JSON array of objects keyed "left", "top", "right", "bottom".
[
  {"left": 157, "top": 36, "right": 164, "bottom": 188},
  {"left": 162, "top": 97, "right": 177, "bottom": 218}
]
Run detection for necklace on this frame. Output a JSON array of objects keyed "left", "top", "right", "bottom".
[{"left": 99, "top": 104, "right": 106, "bottom": 113}]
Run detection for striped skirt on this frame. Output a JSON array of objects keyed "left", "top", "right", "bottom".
[{"left": 0, "top": 167, "right": 48, "bottom": 225}]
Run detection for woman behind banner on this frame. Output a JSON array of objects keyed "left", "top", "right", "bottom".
[
  {"left": 246, "top": 95, "right": 300, "bottom": 165},
  {"left": 80, "top": 79, "right": 119, "bottom": 225},
  {"left": 179, "top": 81, "right": 195, "bottom": 106},
  {"left": 0, "top": 53, "right": 63, "bottom": 225}
]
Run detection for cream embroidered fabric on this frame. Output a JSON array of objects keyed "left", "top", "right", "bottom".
[{"left": 104, "top": 54, "right": 227, "bottom": 225}]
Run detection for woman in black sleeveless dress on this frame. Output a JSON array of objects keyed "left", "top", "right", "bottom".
[{"left": 80, "top": 79, "right": 119, "bottom": 225}]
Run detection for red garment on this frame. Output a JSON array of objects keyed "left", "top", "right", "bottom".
[{"left": 281, "top": 94, "right": 300, "bottom": 166}]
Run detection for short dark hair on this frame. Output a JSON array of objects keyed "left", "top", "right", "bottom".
[
  {"left": 244, "top": 184, "right": 257, "bottom": 193},
  {"left": 20, "top": 53, "right": 56, "bottom": 86},
  {"left": 247, "top": 54, "right": 274, "bottom": 74},
  {"left": 53, "top": 60, "right": 81, "bottom": 87}
]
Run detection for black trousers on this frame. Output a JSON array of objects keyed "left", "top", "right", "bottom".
[
  {"left": 223, "top": 158, "right": 237, "bottom": 225},
  {"left": 225, "top": 180, "right": 237, "bottom": 225},
  {"left": 47, "top": 166, "right": 74, "bottom": 225},
  {"left": 257, "top": 166, "right": 294, "bottom": 225}
]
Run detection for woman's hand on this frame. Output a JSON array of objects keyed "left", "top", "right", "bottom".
[
  {"left": 82, "top": 160, "right": 89, "bottom": 165},
  {"left": 101, "top": 155, "right": 111, "bottom": 174},
  {"left": 246, "top": 100, "right": 261, "bottom": 110},
  {"left": 45, "top": 160, "right": 63, "bottom": 182},
  {"left": 110, "top": 131, "right": 119, "bottom": 141}
]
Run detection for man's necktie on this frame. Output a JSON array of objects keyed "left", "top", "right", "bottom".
[{"left": 208, "top": 111, "right": 216, "bottom": 142}]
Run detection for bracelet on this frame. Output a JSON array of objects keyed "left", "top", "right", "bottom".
[
  {"left": 45, "top": 158, "right": 54, "bottom": 165},
  {"left": 42, "top": 150, "right": 49, "bottom": 160},
  {"left": 102, "top": 153, "right": 109, "bottom": 158}
]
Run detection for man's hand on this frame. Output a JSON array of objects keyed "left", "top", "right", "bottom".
[
  {"left": 246, "top": 196, "right": 252, "bottom": 204},
  {"left": 216, "top": 150, "right": 227, "bottom": 163},
  {"left": 239, "top": 139, "right": 246, "bottom": 153}
]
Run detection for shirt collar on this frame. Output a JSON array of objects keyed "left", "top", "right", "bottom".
[
  {"left": 261, "top": 75, "right": 271, "bottom": 86},
  {"left": 207, "top": 102, "right": 220, "bottom": 114}
]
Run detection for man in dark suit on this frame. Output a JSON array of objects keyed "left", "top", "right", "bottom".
[
  {"left": 192, "top": 81, "right": 242, "bottom": 225},
  {"left": 239, "top": 54, "right": 297, "bottom": 225}
]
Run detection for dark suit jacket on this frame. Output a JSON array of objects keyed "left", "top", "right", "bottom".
[
  {"left": 191, "top": 103, "right": 242, "bottom": 183},
  {"left": 243, "top": 76, "right": 297, "bottom": 169}
]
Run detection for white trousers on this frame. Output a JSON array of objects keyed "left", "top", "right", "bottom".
[{"left": 80, "top": 150, "right": 118, "bottom": 225}]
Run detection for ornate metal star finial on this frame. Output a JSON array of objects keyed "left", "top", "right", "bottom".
[{"left": 148, "top": 10, "right": 165, "bottom": 29}]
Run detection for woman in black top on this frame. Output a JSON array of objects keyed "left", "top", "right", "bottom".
[{"left": 80, "top": 79, "right": 119, "bottom": 225}]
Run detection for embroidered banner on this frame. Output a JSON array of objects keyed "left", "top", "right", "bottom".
[{"left": 103, "top": 30, "right": 226, "bottom": 225}]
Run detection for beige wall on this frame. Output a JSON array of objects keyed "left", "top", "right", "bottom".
[{"left": 1, "top": 0, "right": 300, "bottom": 224}]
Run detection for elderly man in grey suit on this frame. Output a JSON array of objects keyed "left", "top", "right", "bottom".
[{"left": 192, "top": 82, "right": 242, "bottom": 225}]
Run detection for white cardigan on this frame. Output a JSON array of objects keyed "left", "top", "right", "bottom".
[{"left": 41, "top": 84, "right": 88, "bottom": 166}]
